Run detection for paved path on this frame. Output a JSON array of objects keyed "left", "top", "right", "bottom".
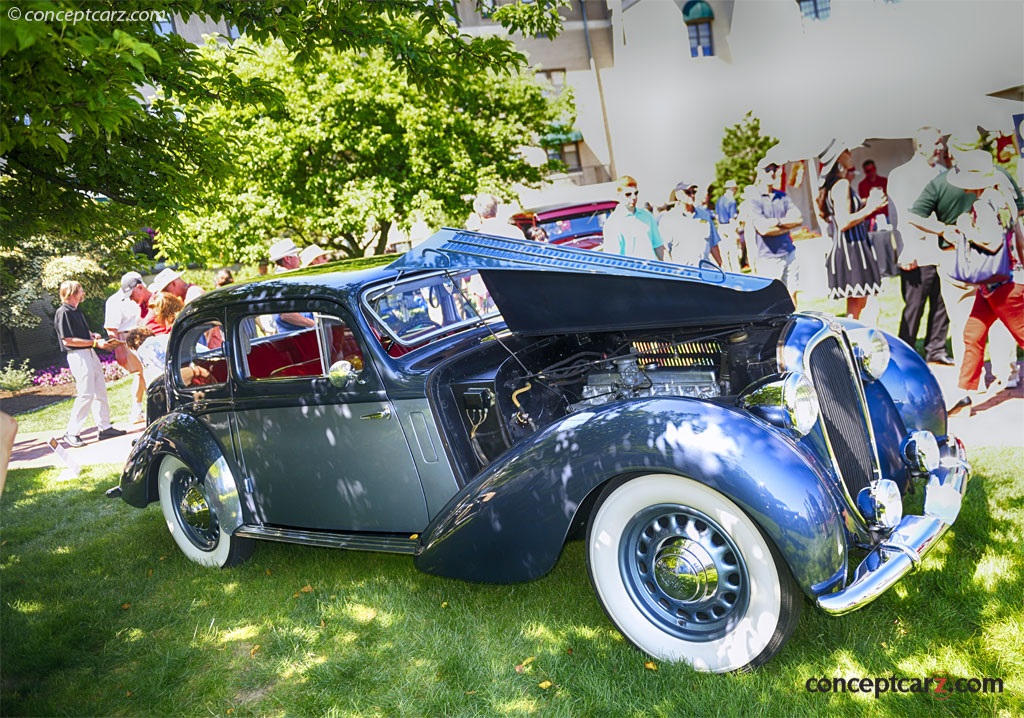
[{"left": 6, "top": 364, "right": 1020, "bottom": 475}]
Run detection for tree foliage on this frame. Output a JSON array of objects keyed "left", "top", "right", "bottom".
[
  {"left": 0, "top": 0, "right": 568, "bottom": 325},
  {"left": 162, "top": 38, "right": 571, "bottom": 264},
  {"left": 712, "top": 111, "right": 779, "bottom": 204}
]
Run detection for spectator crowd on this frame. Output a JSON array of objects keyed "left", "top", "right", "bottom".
[{"left": 34, "top": 126, "right": 1024, "bottom": 454}]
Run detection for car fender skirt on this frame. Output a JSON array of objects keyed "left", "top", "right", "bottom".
[
  {"left": 119, "top": 413, "right": 243, "bottom": 540},
  {"left": 415, "top": 398, "right": 847, "bottom": 593}
]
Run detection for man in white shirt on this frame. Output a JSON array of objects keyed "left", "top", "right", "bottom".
[
  {"left": 473, "top": 194, "right": 527, "bottom": 240},
  {"left": 602, "top": 175, "right": 665, "bottom": 261},
  {"left": 104, "top": 272, "right": 146, "bottom": 423}
]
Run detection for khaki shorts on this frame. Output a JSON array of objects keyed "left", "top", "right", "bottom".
[{"left": 757, "top": 250, "right": 799, "bottom": 293}]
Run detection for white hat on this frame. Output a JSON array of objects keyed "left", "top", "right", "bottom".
[
  {"left": 268, "top": 238, "right": 299, "bottom": 263},
  {"left": 724, "top": 179, "right": 738, "bottom": 190},
  {"left": 947, "top": 150, "right": 997, "bottom": 191},
  {"left": 299, "top": 244, "right": 329, "bottom": 267},
  {"left": 147, "top": 267, "right": 180, "bottom": 295},
  {"left": 816, "top": 137, "right": 848, "bottom": 182}
]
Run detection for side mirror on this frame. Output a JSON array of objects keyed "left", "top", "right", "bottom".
[{"left": 328, "top": 360, "right": 356, "bottom": 388}]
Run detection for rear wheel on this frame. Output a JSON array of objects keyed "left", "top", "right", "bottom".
[
  {"left": 157, "top": 455, "right": 253, "bottom": 568},
  {"left": 587, "top": 473, "right": 801, "bottom": 672}
]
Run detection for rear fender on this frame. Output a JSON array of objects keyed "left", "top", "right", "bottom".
[
  {"left": 415, "top": 398, "right": 847, "bottom": 597},
  {"left": 119, "top": 413, "right": 243, "bottom": 540}
]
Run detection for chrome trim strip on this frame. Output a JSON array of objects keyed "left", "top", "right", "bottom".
[{"left": 234, "top": 525, "right": 419, "bottom": 554}]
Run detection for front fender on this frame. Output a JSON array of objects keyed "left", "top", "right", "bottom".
[
  {"left": 835, "top": 319, "right": 946, "bottom": 438},
  {"left": 415, "top": 398, "right": 848, "bottom": 598},
  {"left": 119, "top": 412, "right": 243, "bottom": 537}
]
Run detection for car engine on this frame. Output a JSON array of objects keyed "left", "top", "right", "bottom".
[{"left": 568, "top": 357, "right": 720, "bottom": 413}]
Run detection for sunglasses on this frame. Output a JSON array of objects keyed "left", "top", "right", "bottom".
[
  {"left": 682, "top": 188, "right": 697, "bottom": 196},
  {"left": 762, "top": 164, "right": 780, "bottom": 174},
  {"left": 623, "top": 190, "right": 638, "bottom": 198}
]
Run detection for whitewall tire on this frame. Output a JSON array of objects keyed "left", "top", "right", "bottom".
[
  {"left": 587, "top": 473, "right": 801, "bottom": 672},
  {"left": 157, "top": 455, "right": 253, "bottom": 568}
]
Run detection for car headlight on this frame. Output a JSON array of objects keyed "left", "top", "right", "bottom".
[
  {"left": 739, "top": 372, "right": 820, "bottom": 436},
  {"left": 847, "top": 327, "right": 890, "bottom": 381}
]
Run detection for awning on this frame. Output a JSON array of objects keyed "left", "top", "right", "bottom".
[
  {"left": 542, "top": 128, "right": 584, "bottom": 147},
  {"left": 682, "top": 1, "right": 714, "bottom": 24}
]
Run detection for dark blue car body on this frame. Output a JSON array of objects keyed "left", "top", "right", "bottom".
[{"left": 113, "top": 230, "right": 969, "bottom": 672}]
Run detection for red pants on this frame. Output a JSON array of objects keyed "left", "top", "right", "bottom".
[{"left": 958, "top": 282, "right": 1024, "bottom": 390}]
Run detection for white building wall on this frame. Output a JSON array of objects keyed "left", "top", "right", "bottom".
[{"left": 602, "top": 0, "right": 1023, "bottom": 204}]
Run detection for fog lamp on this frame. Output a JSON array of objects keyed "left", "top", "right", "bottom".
[
  {"left": 900, "top": 430, "right": 940, "bottom": 473},
  {"left": 856, "top": 479, "right": 903, "bottom": 530}
]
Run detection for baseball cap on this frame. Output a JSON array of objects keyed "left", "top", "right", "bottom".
[{"left": 120, "top": 271, "right": 144, "bottom": 294}]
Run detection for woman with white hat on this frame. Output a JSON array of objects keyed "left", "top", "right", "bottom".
[
  {"left": 816, "top": 138, "right": 889, "bottom": 321},
  {"left": 944, "top": 150, "right": 1024, "bottom": 415}
]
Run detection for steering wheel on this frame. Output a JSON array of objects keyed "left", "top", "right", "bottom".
[{"left": 396, "top": 318, "right": 442, "bottom": 337}]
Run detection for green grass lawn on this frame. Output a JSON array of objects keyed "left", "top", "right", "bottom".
[
  {"left": 1, "top": 448, "right": 1021, "bottom": 717},
  {"left": 10, "top": 376, "right": 137, "bottom": 435}
]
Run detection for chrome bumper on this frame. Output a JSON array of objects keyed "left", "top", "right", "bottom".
[{"left": 817, "top": 438, "right": 970, "bottom": 616}]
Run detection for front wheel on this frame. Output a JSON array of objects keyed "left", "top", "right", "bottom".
[
  {"left": 157, "top": 455, "right": 254, "bottom": 568},
  {"left": 587, "top": 473, "right": 801, "bottom": 672}
]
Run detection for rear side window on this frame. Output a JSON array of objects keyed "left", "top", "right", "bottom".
[
  {"left": 175, "top": 321, "right": 227, "bottom": 388},
  {"left": 239, "top": 312, "right": 364, "bottom": 381}
]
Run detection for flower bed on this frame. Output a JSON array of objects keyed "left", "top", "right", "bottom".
[{"left": 32, "top": 354, "right": 128, "bottom": 386}]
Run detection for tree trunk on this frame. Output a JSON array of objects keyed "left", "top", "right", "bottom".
[{"left": 374, "top": 219, "right": 392, "bottom": 256}]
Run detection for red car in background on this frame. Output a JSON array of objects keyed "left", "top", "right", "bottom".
[{"left": 511, "top": 200, "right": 617, "bottom": 250}]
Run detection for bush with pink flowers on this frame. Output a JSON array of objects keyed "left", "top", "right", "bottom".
[{"left": 32, "top": 354, "right": 128, "bottom": 386}]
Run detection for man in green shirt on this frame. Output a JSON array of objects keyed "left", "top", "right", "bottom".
[{"left": 908, "top": 139, "right": 1023, "bottom": 391}]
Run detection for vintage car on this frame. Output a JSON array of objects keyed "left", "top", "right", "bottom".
[
  {"left": 510, "top": 200, "right": 616, "bottom": 249},
  {"left": 110, "top": 230, "right": 970, "bottom": 673}
]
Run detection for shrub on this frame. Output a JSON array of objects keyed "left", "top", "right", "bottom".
[
  {"left": 0, "top": 359, "right": 35, "bottom": 392},
  {"left": 32, "top": 354, "right": 127, "bottom": 387}
]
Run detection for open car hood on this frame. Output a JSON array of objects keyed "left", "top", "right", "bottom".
[{"left": 389, "top": 229, "right": 794, "bottom": 334}]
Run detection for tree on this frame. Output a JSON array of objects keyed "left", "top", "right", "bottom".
[
  {"left": 712, "top": 112, "right": 778, "bottom": 204},
  {"left": 0, "top": 0, "right": 568, "bottom": 325},
  {"left": 162, "top": 38, "right": 571, "bottom": 264}
]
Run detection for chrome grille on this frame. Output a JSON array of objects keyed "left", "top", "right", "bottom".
[{"left": 809, "top": 336, "right": 874, "bottom": 497}]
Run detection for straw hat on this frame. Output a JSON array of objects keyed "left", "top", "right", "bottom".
[
  {"left": 147, "top": 267, "right": 180, "bottom": 295},
  {"left": 268, "top": 238, "right": 299, "bottom": 263},
  {"left": 299, "top": 244, "right": 329, "bottom": 267},
  {"left": 947, "top": 150, "right": 997, "bottom": 191}
]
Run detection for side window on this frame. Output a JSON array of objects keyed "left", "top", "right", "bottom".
[
  {"left": 240, "top": 312, "right": 364, "bottom": 381},
  {"left": 175, "top": 321, "right": 228, "bottom": 388}
]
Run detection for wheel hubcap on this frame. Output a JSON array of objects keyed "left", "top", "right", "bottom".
[
  {"left": 171, "top": 468, "right": 218, "bottom": 551},
  {"left": 620, "top": 504, "right": 749, "bottom": 642},
  {"left": 654, "top": 538, "right": 718, "bottom": 602}
]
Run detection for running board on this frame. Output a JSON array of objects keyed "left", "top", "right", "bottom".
[{"left": 234, "top": 525, "right": 420, "bottom": 555}]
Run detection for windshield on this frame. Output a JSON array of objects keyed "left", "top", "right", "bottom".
[{"left": 363, "top": 270, "right": 500, "bottom": 347}]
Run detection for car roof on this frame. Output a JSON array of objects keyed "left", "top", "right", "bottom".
[{"left": 513, "top": 200, "right": 618, "bottom": 220}]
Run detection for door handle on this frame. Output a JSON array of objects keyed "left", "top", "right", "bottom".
[{"left": 360, "top": 407, "right": 392, "bottom": 420}]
